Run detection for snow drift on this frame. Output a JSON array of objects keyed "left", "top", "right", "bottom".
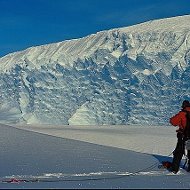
[{"left": 0, "top": 15, "right": 190, "bottom": 125}]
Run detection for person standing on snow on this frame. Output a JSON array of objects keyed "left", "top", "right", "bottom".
[{"left": 170, "top": 100, "right": 190, "bottom": 174}]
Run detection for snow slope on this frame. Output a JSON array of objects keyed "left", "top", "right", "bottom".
[
  {"left": 15, "top": 124, "right": 176, "bottom": 156},
  {"left": 0, "top": 15, "right": 190, "bottom": 125},
  {"left": 1, "top": 123, "right": 190, "bottom": 189}
]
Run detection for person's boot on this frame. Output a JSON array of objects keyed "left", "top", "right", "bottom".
[
  {"left": 170, "top": 165, "right": 179, "bottom": 174},
  {"left": 171, "top": 155, "right": 181, "bottom": 174}
]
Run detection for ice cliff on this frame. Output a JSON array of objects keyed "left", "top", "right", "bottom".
[{"left": 0, "top": 15, "right": 190, "bottom": 125}]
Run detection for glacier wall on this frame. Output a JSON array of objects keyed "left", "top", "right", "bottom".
[{"left": 0, "top": 15, "right": 190, "bottom": 125}]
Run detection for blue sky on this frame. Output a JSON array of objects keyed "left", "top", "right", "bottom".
[{"left": 0, "top": 0, "right": 190, "bottom": 57}]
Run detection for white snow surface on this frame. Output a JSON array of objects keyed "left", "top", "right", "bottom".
[
  {"left": 0, "top": 15, "right": 190, "bottom": 126},
  {"left": 15, "top": 124, "right": 176, "bottom": 156},
  {"left": 1, "top": 123, "right": 190, "bottom": 189}
]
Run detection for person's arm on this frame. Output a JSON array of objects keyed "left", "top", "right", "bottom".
[{"left": 170, "top": 111, "right": 184, "bottom": 129}]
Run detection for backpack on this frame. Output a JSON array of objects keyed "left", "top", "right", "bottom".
[
  {"left": 184, "top": 111, "right": 190, "bottom": 139},
  {"left": 184, "top": 111, "right": 190, "bottom": 150}
]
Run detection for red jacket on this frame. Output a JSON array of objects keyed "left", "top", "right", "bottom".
[{"left": 170, "top": 107, "right": 190, "bottom": 130}]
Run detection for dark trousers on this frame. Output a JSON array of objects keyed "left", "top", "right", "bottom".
[{"left": 172, "top": 133, "right": 190, "bottom": 172}]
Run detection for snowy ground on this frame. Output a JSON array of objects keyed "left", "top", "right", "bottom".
[{"left": 1, "top": 123, "right": 190, "bottom": 189}]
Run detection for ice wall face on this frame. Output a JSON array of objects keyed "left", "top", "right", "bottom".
[{"left": 0, "top": 15, "right": 190, "bottom": 125}]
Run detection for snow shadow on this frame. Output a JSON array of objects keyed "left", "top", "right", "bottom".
[
  {"left": 153, "top": 154, "right": 173, "bottom": 164},
  {"left": 153, "top": 153, "right": 187, "bottom": 168}
]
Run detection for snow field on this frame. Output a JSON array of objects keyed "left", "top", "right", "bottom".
[{"left": 1, "top": 124, "right": 190, "bottom": 188}]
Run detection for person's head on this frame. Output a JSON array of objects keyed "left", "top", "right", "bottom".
[{"left": 182, "top": 100, "right": 190, "bottom": 109}]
